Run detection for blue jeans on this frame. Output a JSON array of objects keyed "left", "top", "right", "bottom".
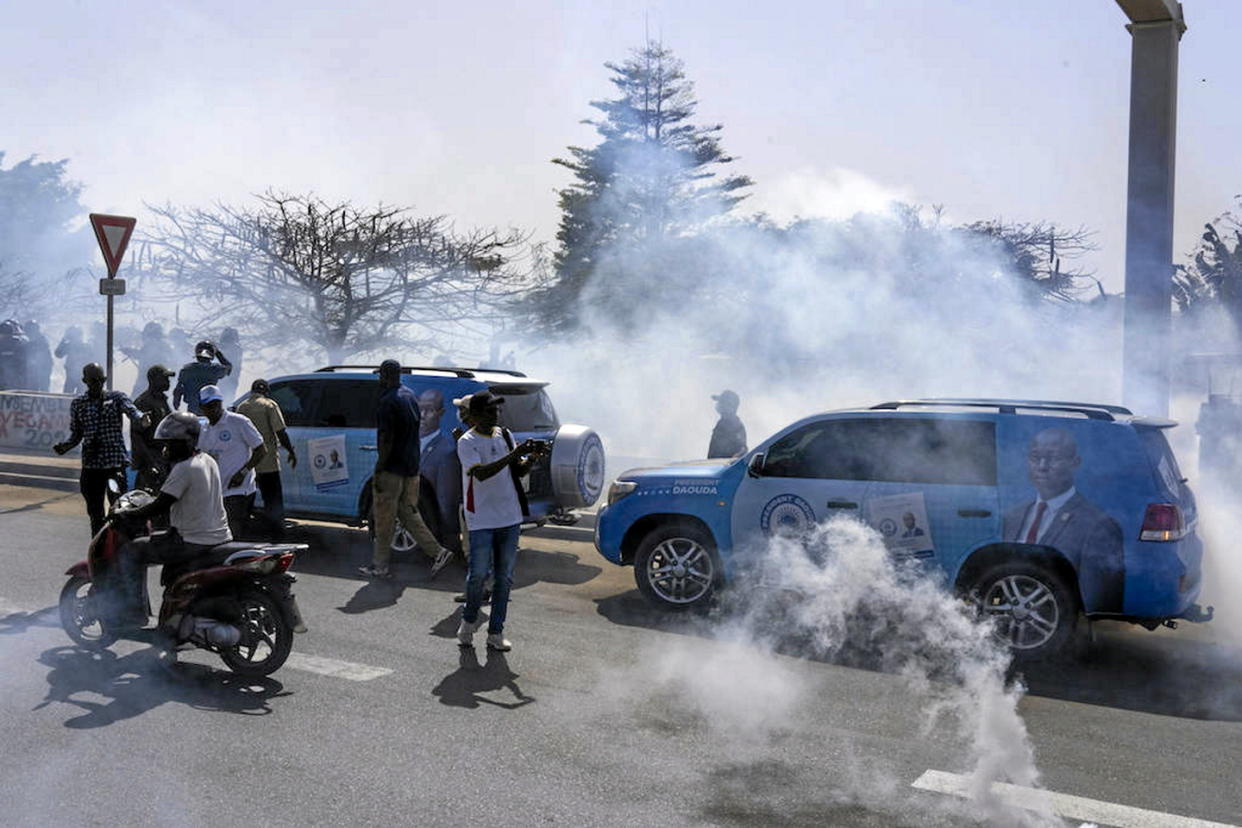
[{"left": 462, "top": 524, "right": 520, "bottom": 634}]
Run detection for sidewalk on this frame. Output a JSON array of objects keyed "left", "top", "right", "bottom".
[{"left": 0, "top": 446, "right": 80, "bottom": 493}]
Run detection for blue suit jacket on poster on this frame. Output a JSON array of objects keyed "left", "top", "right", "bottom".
[
  {"left": 419, "top": 430, "right": 462, "bottom": 550},
  {"left": 1002, "top": 492, "right": 1125, "bottom": 613}
]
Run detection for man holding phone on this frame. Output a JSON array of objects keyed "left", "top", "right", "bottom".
[{"left": 455, "top": 391, "right": 548, "bottom": 652}]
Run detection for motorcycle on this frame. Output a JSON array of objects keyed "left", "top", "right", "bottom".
[{"left": 58, "top": 488, "right": 309, "bottom": 677}]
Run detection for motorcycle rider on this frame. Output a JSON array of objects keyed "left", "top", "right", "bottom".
[{"left": 112, "top": 411, "right": 232, "bottom": 627}]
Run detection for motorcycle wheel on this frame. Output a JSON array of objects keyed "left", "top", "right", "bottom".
[
  {"left": 218, "top": 589, "right": 293, "bottom": 677},
  {"left": 59, "top": 576, "right": 116, "bottom": 649}
]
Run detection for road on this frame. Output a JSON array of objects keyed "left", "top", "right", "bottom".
[{"left": 1, "top": 482, "right": 1239, "bottom": 827}]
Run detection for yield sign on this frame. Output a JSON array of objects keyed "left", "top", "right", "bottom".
[{"left": 88, "top": 213, "right": 137, "bottom": 277}]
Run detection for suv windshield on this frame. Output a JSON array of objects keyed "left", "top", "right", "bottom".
[{"left": 492, "top": 385, "right": 559, "bottom": 432}]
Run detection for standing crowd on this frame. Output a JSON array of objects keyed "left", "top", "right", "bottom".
[{"left": 45, "top": 333, "right": 544, "bottom": 651}]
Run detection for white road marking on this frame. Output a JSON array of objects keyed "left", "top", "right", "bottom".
[
  {"left": 283, "top": 652, "right": 393, "bottom": 681},
  {"left": 912, "top": 769, "right": 1238, "bottom": 828},
  {"left": 3, "top": 598, "right": 392, "bottom": 681}
]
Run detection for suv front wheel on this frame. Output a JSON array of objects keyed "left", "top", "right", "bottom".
[
  {"left": 634, "top": 523, "right": 720, "bottom": 611},
  {"left": 971, "top": 560, "right": 1080, "bottom": 660}
]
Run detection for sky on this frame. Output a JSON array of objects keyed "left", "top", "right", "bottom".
[{"left": 4, "top": 0, "right": 1241, "bottom": 292}]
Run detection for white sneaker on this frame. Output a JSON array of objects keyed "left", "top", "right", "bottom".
[
  {"left": 456, "top": 618, "right": 481, "bottom": 647},
  {"left": 429, "top": 546, "right": 454, "bottom": 579},
  {"left": 486, "top": 634, "right": 512, "bottom": 652}
]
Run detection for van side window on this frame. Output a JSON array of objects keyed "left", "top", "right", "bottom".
[
  {"left": 867, "top": 419, "right": 997, "bottom": 485},
  {"left": 315, "top": 379, "right": 379, "bottom": 428},
  {"left": 764, "top": 421, "right": 869, "bottom": 479},
  {"left": 268, "top": 381, "right": 320, "bottom": 428}
]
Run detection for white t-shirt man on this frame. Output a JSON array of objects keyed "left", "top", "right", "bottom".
[
  {"left": 457, "top": 428, "right": 524, "bottom": 531},
  {"left": 161, "top": 452, "right": 232, "bottom": 545},
  {"left": 198, "top": 411, "right": 265, "bottom": 498}
]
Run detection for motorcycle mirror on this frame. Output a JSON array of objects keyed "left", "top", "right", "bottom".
[{"left": 107, "top": 476, "right": 122, "bottom": 495}]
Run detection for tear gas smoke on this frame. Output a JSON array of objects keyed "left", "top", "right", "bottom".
[
  {"left": 607, "top": 517, "right": 1057, "bottom": 825},
  {"left": 524, "top": 183, "right": 1121, "bottom": 460}
]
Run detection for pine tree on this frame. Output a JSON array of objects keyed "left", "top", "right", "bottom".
[{"left": 535, "top": 41, "right": 752, "bottom": 333}]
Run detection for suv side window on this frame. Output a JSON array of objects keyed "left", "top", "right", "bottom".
[
  {"left": 268, "top": 380, "right": 320, "bottom": 428},
  {"left": 868, "top": 418, "right": 997, "bottom": 485},
  {"left": 314, "top": 379, "right": 379, "bottom": 428},
  {"left": 764, "top": 420, "right": 869, "bottom": 479}
]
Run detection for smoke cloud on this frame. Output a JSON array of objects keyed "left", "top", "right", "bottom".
[{"left": 602, "top": 517, "right": 1058, "bottom": 825}]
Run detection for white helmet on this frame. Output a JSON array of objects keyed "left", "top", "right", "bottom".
[{"left": 154, "top": 411, "right": 201, "bottom": 448}]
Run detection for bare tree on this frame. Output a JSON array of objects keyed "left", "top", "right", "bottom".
[
  {"left": 965, "top": 220, "right": 1099, "bottom": 301},
  {"left": 135, "top": 192, "right": 541, "bottom": 364}
]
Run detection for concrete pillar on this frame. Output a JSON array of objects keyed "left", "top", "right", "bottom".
[{"left": 1119, "top": 2, "right": 1185, "bottom": 416}]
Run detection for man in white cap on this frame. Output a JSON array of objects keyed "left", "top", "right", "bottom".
[{"left": 197, "top": 384, "right": 266, "bottom": 538}]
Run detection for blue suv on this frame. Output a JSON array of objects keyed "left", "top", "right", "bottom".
[
  {"left": 238, "top": 365, "right": 605, "bottom": 552},
  {"left": 595, "top": 399, "right": 1208, "bottom": 658}
]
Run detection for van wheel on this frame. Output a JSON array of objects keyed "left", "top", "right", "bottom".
[
  {"left": 971, "top": 561, "right": 1079, "bottom": 660},
  {"left": 634, "top": 523, "right": 719, "bottom": 611}
]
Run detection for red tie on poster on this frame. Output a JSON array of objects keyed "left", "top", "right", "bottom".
[{"left": 1024, "top": 501, "right": 1048, "bottom": 544}]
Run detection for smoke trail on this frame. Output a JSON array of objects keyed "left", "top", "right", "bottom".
[{"left": 616, "top": 516, "right": 1058, "bottom": 825}]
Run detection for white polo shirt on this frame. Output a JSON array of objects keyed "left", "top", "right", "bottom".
[
  {"left": 457, "top": 428, "right": 524, "bottom": 531},
  {"left": 198, "top": 410, "right": 265, "bottom": 498}
]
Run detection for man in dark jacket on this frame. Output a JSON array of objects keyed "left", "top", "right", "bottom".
[
  {"left": 24, "top": 320, "right": 52, "bottom": 392},
  {"left": 132, "top": 364, "right": 176, "bottom": 490},
  {"left": 0, "top": 319, "right": 29, "bottom": 391},
  {"left": 708, "top": 389, "right": 747, "bottom": 459},
  {"left": 358, "top": 359, "right": 453, "bottom": 580},
  {"left": 173, "top": 340, "right": 232, "bottom": 414}
]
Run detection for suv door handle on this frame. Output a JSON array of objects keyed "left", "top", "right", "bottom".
[
  {"left": 957, "top": 509, "right": 992, "bottom": 518},
  {"left": 360, "top": 445, "right": 378, "bottom": 452},
  {"left": 826, "top": 500, "right": 858, "bottom": 510}
]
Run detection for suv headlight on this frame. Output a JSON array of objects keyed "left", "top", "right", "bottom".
[{"left": 607, "top": 480, "right": 637, "bottom": 506}]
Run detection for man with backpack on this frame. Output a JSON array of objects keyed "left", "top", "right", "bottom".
[{"left": 455, "top": 391, "right": 548, "bottom": 652}]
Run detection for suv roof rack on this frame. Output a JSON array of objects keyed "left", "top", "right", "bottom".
[
  {"left": 314, "top": 365, "right": 528, "bottom": 379},
  {"left": 870, "top": 398, "right": 1126, "bottom": 422}
]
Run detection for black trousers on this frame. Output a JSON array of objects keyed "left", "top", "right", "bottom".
[
  {"left": 80, "top": 467, "right": 126, "bottom": 537},
  {"left": 116, "top": 529, "right": 212, "bottom": 619},
  {"left": 224, "top": 495, "right": 251, "bottom": 541},
  {"left": 255, "top": 471, "right": 285, "bottom": 538}
]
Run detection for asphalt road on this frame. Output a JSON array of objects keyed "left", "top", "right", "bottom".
[{"left": 1, "top": 483, "right": 1239, "bottom": 827}]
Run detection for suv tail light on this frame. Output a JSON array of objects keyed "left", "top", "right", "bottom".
[{"left": 1140, "top": 503, "right": 1186, "bottom": 542}]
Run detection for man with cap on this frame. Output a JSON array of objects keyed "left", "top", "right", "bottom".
[
  {"left": 455, "top": 390, "right": 549, "bottom": 651},
  {"left": 197, "top": 384, "right": 266, "bottom": 539},
  {"left": 359, "top": 359, "right": 454, "bottom": 580},
  {"left": 173, "top": 339, "right": 232, "bottom": 414},
  {"left": 708, "top": 389, "right": 747, "bottom": 459},
  {"left": 132, "top": 364, "right": 177, "bottom": 491},
  {"left": 53, "top": 363, "right": 150, "bottom": 536},
  {"left": 24, "top": 320, "right": 52, "bottom": 392},
  {"left": 236, "top": 378, "right": 297, "bottom": 539}
]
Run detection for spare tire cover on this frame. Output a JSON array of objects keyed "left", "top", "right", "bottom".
[{"left": 549, "top": 424, "right": 606, "bottom": 508}]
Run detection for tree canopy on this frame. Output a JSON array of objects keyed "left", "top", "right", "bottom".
[
  {"left": 0, "top": 153, "right": 93, "bottom": 317},
  {"left": 532, "top": 40, "right": 752, "bottom": 333},
  {"left": 136, "top": 192, "right": 540, "bottom": 364}
]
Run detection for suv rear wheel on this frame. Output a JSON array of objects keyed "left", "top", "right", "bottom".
[
  {"left": 634, "top": 523, "right": 719, "bottom": 611},
  {"left": 971, "top": 560, "right": 1080, "bottom": 660}
]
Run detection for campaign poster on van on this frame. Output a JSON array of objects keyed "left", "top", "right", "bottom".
[
  {"left": 308, "top": 434, "right": 349, "bottom": 491},
  {"left": 868, "top": 492, "right": 934, "bottom": 555}
]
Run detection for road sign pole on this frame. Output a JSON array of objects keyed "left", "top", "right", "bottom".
[
  {"left": 88, "top": 213, "right": 137, "bottom": 394},
  {"left": 106, "top": 295, "right": 114, "bottom": 391}
]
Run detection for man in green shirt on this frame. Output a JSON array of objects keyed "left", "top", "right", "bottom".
[{"left": 236, "top": 379, "right": 297, "bottom": 539}]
